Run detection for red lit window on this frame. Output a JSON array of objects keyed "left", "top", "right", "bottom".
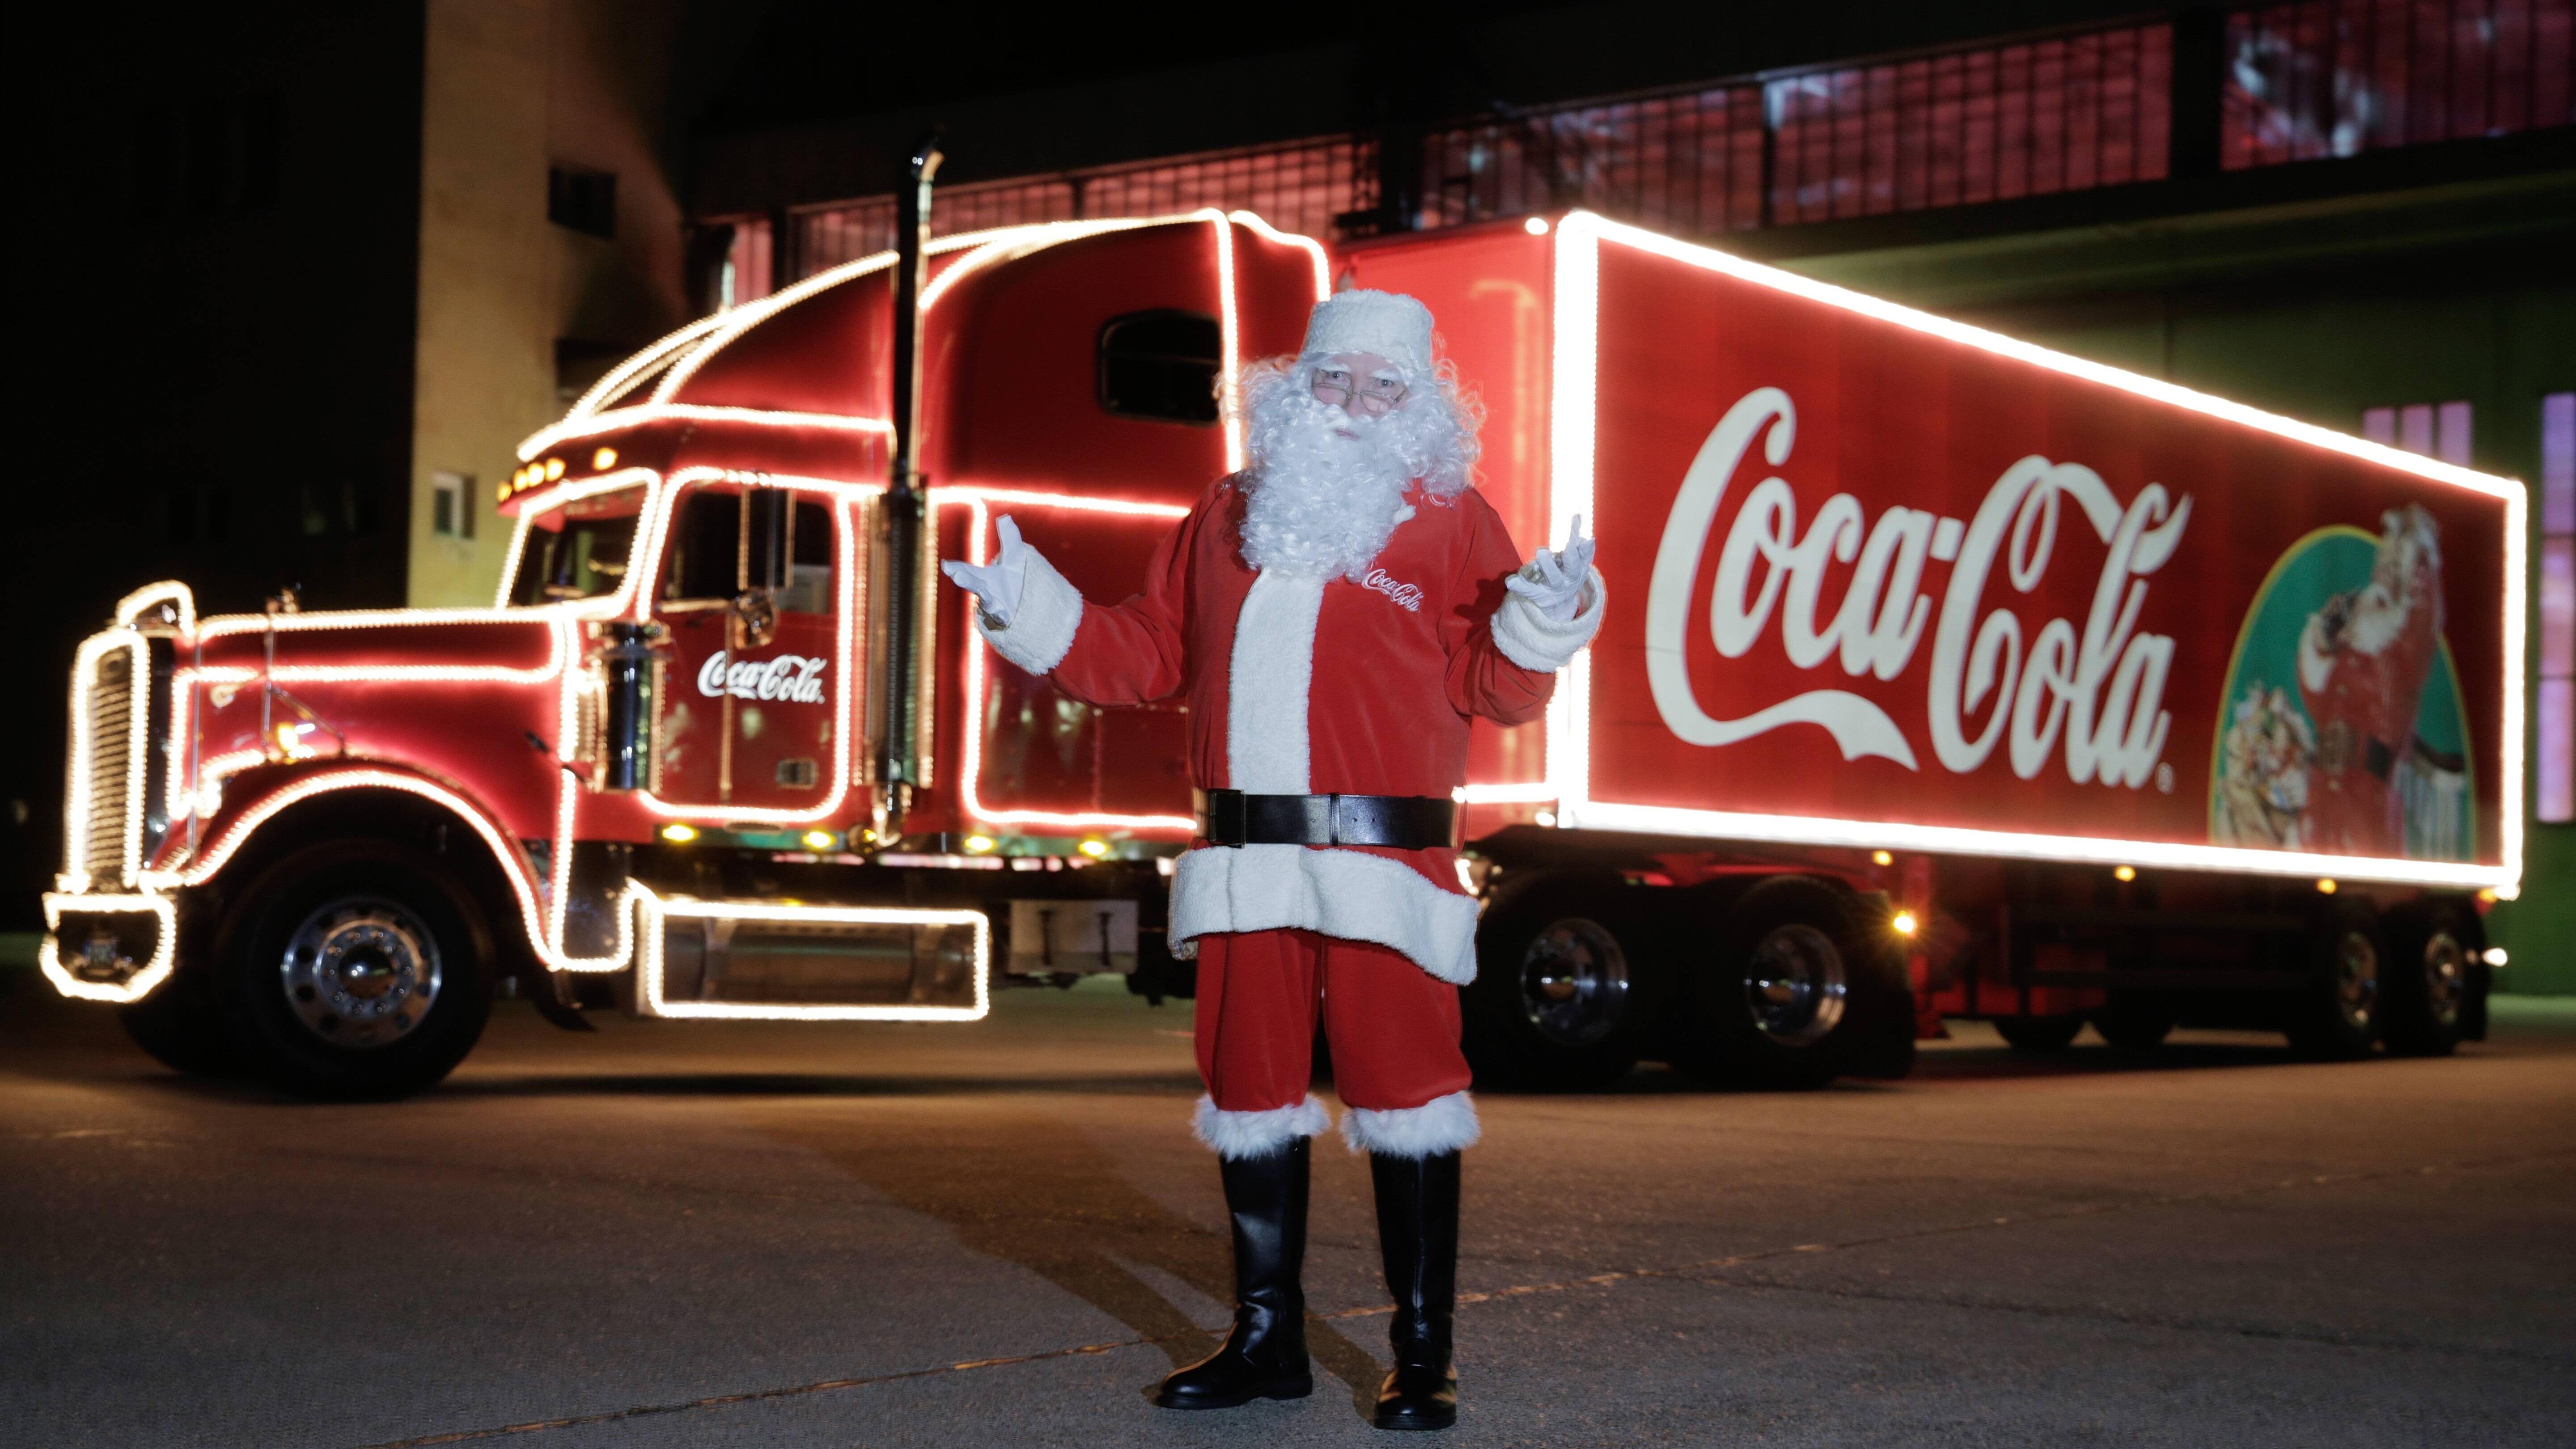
[{"left": 2223, "top": 0, "right": 2576, "bottom": 169}]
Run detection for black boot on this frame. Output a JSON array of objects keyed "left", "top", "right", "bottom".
[
  {"left": 1370, "top": 1150, "right": 1461, "bottom": 1431},
  {"left": 1152, "top": 1139, "right": 1314, "bottom": 1409}
]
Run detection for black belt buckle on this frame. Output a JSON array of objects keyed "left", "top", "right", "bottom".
[{"left": 1195, "top": 788, "right": 1247, "bottom": 846}]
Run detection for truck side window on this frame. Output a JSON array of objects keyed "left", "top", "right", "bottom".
[
  {"left": 1098, "top": 310, "right": 1220, "bottom": 424},
  {"left": 661, "top": 488, "right": 740, "bottom": 603},
  {"left": 780, "top": 500, "right": 834, "bottom": 613}
]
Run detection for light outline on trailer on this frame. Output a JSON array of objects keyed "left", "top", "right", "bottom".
[
  {"left": 1543, "top": 210, "right": 2528, "bottom": 898},
  {"left": 628, "top": 882, "right": 991, "bottom": 1022}
]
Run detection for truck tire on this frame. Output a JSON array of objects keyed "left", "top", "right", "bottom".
[
  {"left": 2379, "top": 902, "right": 2473, "bottom": 1058},
  {"left": 213, "top": 842, "right": 491, "bottom": 1100},
  {"left": 1463, "top": 875, "right": 1661, "bottom": 1091},
  {"left": 2283, "top": 901, "right": 2383, "bottom": 1062},
  {"left": 116, "top": 966, "right": 238, "bottom": 1077},
  {"left": 1669, "top": 877, "right": 1867, "bottom": 1091},
  {"left": 1994, "top": 1016, "right": 2084, "bottom": 1052},
  {"left": 2093, "top": 997, "right": 2174, "bottom": 1052}
]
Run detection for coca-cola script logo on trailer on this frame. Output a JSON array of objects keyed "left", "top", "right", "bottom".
[
  {"left": 1644, "top": 387, "right": 2194, "bottom": 788},
  {"left": 696, "top": 651, "right": 828, "bottom": 703}
]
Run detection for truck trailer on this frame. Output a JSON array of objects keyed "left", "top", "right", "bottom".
[{"left": 43, "top": 206, "right": 2523, "bottom": 1097}]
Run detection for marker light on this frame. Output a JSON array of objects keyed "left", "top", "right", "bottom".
[
  {"left": 1872, "top": 850, "right": 1893, "bottom": 866},
  {"left": 1525, "top": 216, "right": 1551, "bottom": 235},
  {"left": 592, "top": 447, "right": 617, "bottom": 470},
  {"left": 1891, "top": 911, "right": 1919, "bottom": 937},
  {"left": 2114, "top": 865, "right": 2137, "bottom": 882},
  {"left": 1534, "top": 810, "right": 1558, "bottom": 826},
  {"left": 2483, "top": 947, "right": 2508, "bottom": 966},
  {"left": 1077, "top": 838, "right": 1110, "bottom": 859},
  {"left": 2478, "top": 889, "right": 2500, "bottom": 903},
  {"left": 963, "top": 834, "right": 996, "bottom": 854},
  {"left": 544, "top": 457, "right": 565, "bottom": 481},
  {"left": 2316, "top": 878, "right": 2338, "bottom": 894},
  {"left": 801, "top": 830, "right": 838, "bottom": 852},
  {"left": 661, "top": 823, "right": 699, "bottom": 844}
]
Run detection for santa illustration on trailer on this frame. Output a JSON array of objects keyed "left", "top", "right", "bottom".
[
  {"left": 2296, "top": 505, "right": 2444, "bottom": 855},
  {"left": 943, "top": 290, "right": 1603, "bottom": 1431}
]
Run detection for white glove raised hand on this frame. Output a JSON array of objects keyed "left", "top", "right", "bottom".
[
  {"left": 1505, "top": 515, "right": 1596, "bottom": 623},
  {"left": 940, "top": 515, "right": 1033, "bottom": 627}
]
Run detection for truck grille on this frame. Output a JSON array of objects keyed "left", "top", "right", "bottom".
[
  {"left": 80, "top": 647, "right": 137, "bottom": 884},
  {"left": 68, "top": 633, "right": 170, "bottom": 888}
]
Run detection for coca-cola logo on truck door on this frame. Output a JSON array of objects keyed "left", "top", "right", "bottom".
[
  {"left": 696, "top": 651, "right": 827, "bottom": 703},
  {"left": 1647, "top": 387, "right": 2192, "bottom": 791}
]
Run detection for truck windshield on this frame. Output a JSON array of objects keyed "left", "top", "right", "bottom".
[{"left": 506, "top": 486, "right": 645, "bottom": 605}]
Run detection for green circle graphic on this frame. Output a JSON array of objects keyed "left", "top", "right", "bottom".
[{"left": 2208, "top": 524, "right": 2472, "bottom": 860}]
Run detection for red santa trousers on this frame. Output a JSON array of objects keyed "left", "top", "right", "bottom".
[{"left": 1190, "top": 928, "right": 1480, "bottom": 1161}]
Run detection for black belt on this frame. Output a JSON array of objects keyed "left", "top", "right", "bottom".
[{"left": 1194, "top": 788, "right": 1455, "bottom": 849}]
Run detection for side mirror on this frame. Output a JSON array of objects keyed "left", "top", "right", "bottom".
[{"left": 742, "top": 487, "right": 791, "bottom": 594}]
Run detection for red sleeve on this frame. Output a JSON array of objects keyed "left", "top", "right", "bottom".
[
  {"left": 1047, "top": 499, "right": 1203, "bottom": 709},
  {"left": 1442, "top": 493, "right": 1555, "bottom": 725}
]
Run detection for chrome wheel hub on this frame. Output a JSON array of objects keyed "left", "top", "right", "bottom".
[
  {"left": 2332, "top": 928, "right": 2379, "bottom": 1032},
  {"left": 1519, "top": 919, "right": 1629, "bottom": 1047},
  {"left": 280, "top": 897, "right": 442, "bottom": 1048},
  {"left": 1746, "top": 923, "right": 1846, "bottom": 1047},
  {"left": 2419, "top": 930, "right": 2465, "bottom": 1027}
]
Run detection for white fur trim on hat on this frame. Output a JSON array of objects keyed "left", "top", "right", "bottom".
[
  {"left": 971, "top": 544, "right": 1082, "bottom": 675},
  {"left": 1301, "top": 289, "right": 1435, "bottom": 376},
  {"left": 1193, "top": 1093, "right": 1332, "bottom": 1159},
  {"left": 1490, "top": 567, "right": 1606, "bottom": 674},
  {"left": 1341, "top": 1090, "right": 1481, "bottom": 1158}
]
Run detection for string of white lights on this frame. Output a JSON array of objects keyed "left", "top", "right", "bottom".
[{"left": 628, "top": 881, "right": 991, "bottom": 1021}]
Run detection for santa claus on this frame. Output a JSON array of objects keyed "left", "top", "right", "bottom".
[
  {"left": 944, "top": 290, "right": 1602, "bottom": 1430},
  {"left": 2296, "top": 505, "right": 2444, "bottom": 855}
]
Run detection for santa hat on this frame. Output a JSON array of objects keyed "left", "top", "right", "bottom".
[{"left": 1301, "top": 289, "right": 1435, "bottom": 376}]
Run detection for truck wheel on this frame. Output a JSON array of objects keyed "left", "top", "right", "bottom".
[
  {"left": 214, "top": 843, "right": 491, "bottom": 1100},
  {"left": 116, "top": 966, "right": 237, "bottom": 1077},
  {"left": 1670, "top": 877, "right": 1861, "bottom": 1091},
  {"left": 1995, "top": 1016, "right": 2084, "bottom": 1052},
  {"left": 2378, "top": 903, "right": 2471, "bottom": 1058},
  {"left": 2283, "top": 902, "right": 2382, "bottom": 1062},
  {"left": 1463, "top": 876, "right": 1659, "bottom": 1090},
  {"left": 2094, "top": 998, "right": 2174, "bottom": 1052}
]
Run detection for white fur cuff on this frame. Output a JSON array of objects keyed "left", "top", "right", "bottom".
[
  {"left": 1193, "top": 1094, "right": 1332, "bottom": 1159},
  {"left": 1491, "top": 567, "right": 1606, "bottom": 673},
  {"left": 973, "top": 546, "right": 1083, "bottom": 675},
  {"left": 1341, "top": 1090, "right": 1481, "bottom": 1158}
]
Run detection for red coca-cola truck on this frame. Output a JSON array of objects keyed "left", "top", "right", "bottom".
[{"left": 45, "top": 205, "right": 2524, "bottom": 1097}]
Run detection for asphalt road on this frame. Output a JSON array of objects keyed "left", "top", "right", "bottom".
[{"left": 4, "top": 968, "right": 2572, "bottom": 1449}]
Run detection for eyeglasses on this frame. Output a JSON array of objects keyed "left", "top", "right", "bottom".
[{"left": 1311, "top": 366, "right": 1407, "bottom": 408}]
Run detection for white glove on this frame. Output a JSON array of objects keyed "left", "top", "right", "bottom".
[
  {"left": 940, "top": 515, "right": 1033, "bottom": 627},
  {"left": 1505, "top": 514, "right": 1596, "bottom": 622}
]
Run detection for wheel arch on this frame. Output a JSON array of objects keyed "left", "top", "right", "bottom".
[{"left": 168, "top": 767, "right": 547, "bottom": 984}]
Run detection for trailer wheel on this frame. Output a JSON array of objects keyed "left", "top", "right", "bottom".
[
  {"left": 1994, "top": 1016, "right": 2084, "bottom": 1052},
  {"left": 2378, "top": 903, "right": 2472, "bottom": 1058},
  {"left": 1463, "top": 875, "right": 1660, "bottom": 1090},
  {"left": 2093, "top": 998, "right": 2174, "bottom": 1052},
  {"left": 2283, "top": 901, "right": 2382, "bottom": 1061},
  {"left": 214, "top": 843, "right": 491, "bottom": 1100},
  {"left": 1669, "top": 877, "right": 1868, "bottom": 1091},
  {"left": 116, "top": 967, "right": 237, "bottom": 1077}
]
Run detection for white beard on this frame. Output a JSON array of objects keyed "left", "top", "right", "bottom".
[{"left": 1238, "top": 381, "right": 1467, "bottom": 580}]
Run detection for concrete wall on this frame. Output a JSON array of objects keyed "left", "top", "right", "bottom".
[
  {"left": 1788, "top": 172, "right": 2576, "bottom": 990},
  {"left": 409, "top": 0, "right": 688, "bottom": 607}
]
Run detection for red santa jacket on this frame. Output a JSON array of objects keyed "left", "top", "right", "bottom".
[{"left": 975, "top": 475, "right": 1604, "bottom": 983}]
